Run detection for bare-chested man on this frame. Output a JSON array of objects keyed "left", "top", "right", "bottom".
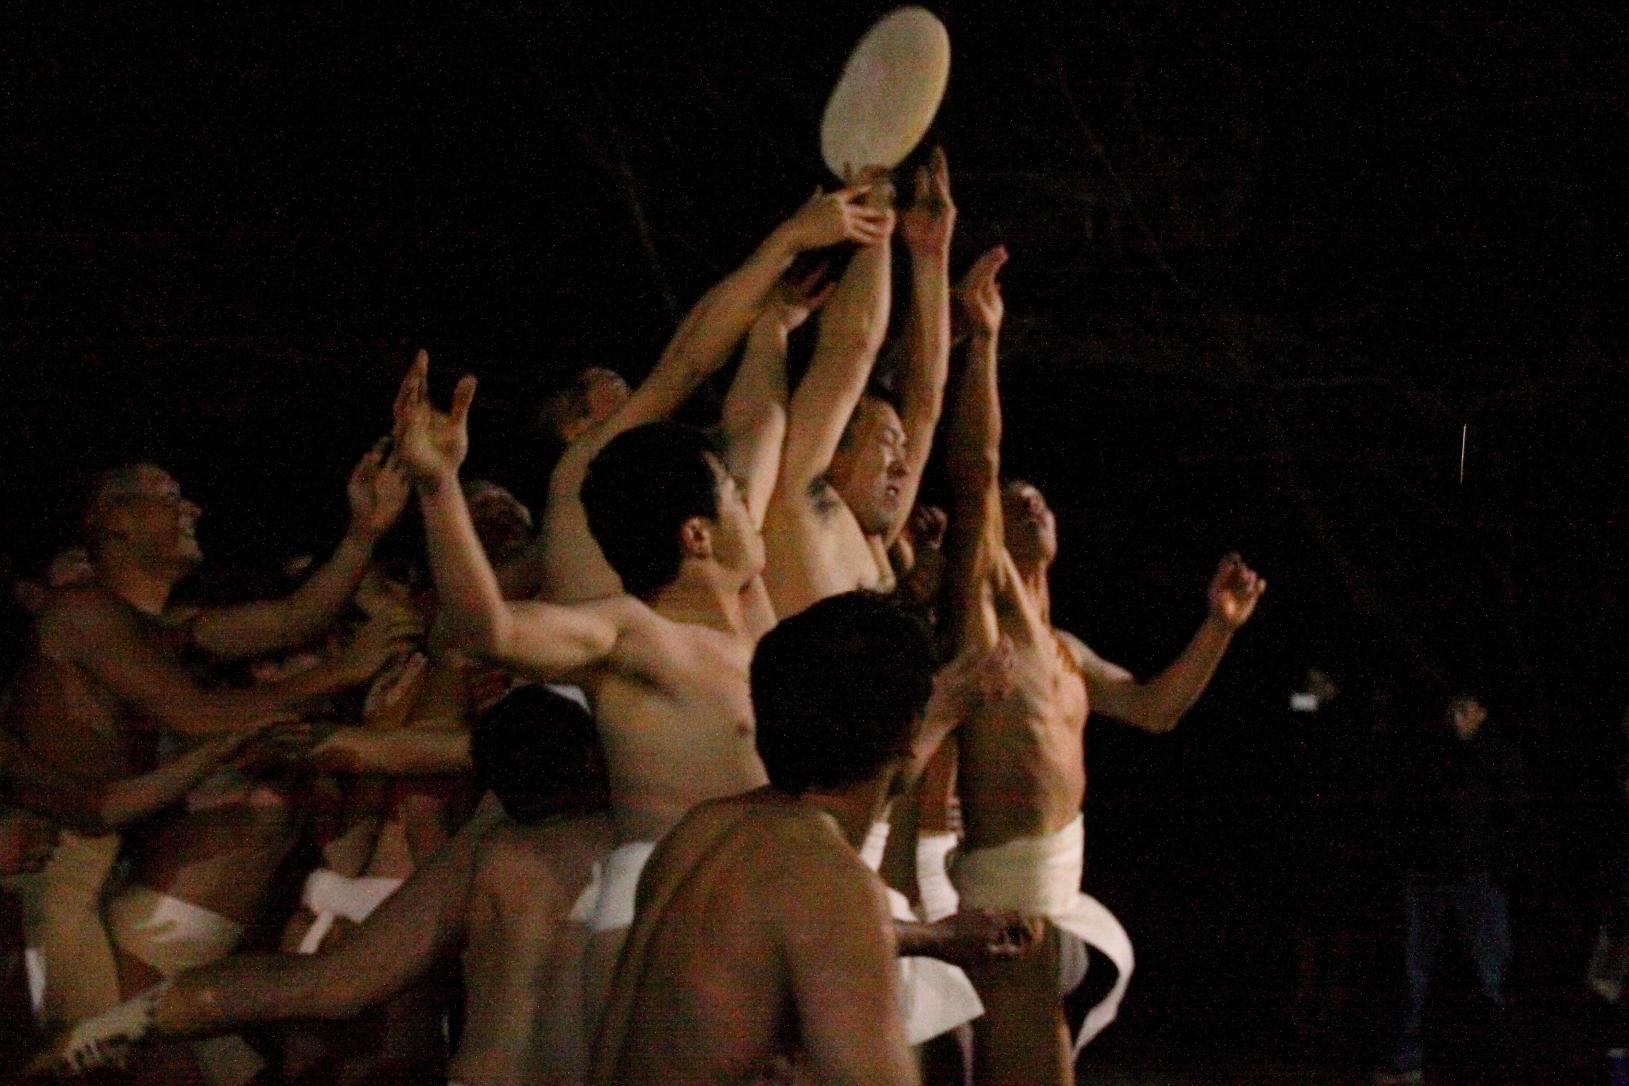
[
  {"left": 31, "top": 684, "right": 615, "bottom": 1086},
  {"left": 505, "top": 185, "right": 888, "bottom": 606},
  {"left": 938, "top": 248, "right": 1265, "bottom": 1085},
  {"left": 2, "top": 454, "right": 408, "bottom": 1039},
  {"left": 590, "top": 590, "right": 1017, "bottom": 1086}
]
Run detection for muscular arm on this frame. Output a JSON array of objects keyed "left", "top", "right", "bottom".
[
  {"left": 1059, "top": 554, "right": 1265, "bottom": 734},
  {"left": 940, "top": 299, "right": 1006, "bottom": 655},
  {"left": 54, "top": 597, "right": 367, "bottom": 738},
  {"left": 887, "top": 147, "right": 955, "bottom": 549},
  {"left": 780, "top": 858, "right": 915, "bottom": 1086},
  {"left": 310, "top": 725, "right": 472, "bottom": 776},
  {"left": 722, "top": 308, "right": 796, "bottom": 529},
  {"left": 187, "top": 448, "right": 407, "bottom": 658},
  {"left": 149, "top": 808, "right": 499, "bottom": 1035},
  {"left": 531, "top": 191, "right": 886, "bottom": 602}
]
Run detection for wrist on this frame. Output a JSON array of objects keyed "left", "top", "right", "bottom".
[
  {"left": 339, "top": 528, "right": 378, "bottom": 555},
  {"left": 411, "top": 467, "right": 459, "bottom": 498},
  {"left": 1202, "top": 609, "right": 1241, "bottom": 635}
]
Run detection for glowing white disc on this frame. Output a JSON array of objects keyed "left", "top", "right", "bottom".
[{"left": 820, "top": 7, "right": 951, "bottom": 179}]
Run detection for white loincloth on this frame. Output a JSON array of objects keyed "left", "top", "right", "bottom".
[
  {"left": 583, "top": 841, "right": 657, "bottom": 934},
  {"left": 297, "top": 868, "right": 405, "bottom": 954},
  {"left": 915, "top": 832, "right": 961, "bottom": 924},
  {"left": 106, "top": 886, "right": 244, "bottom": 974},
  {"left": 951, "top": 814, "right": 1135, "bottom": 1052},
  {"left": 103, "top": 889, "right": 262, "bottom": 1086},
  {"left": 858, "top": 819, "right": 984, "bottom": 1044},
  {"left": 3, "top": 829, "right": 122, "bottom": 1025}
]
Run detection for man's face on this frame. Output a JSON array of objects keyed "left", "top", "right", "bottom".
[
  {"left": 105, "top": 465, "right": 204, "bottom": 569},
  {"left": 1448, "top": 696, "right": 1487, "bottom": 740},
  {"left": 830, "top": 398, "right": 908, "bottom": 537},
  {"left": 702, "top": 454, "right": 764, "bottom": 584},
  {"left": 1001, "top": 479, "right": 1058, "bottom": 568}
]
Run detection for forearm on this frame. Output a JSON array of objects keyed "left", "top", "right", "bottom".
[
  {"left": 316, "top": 727, "right": 472, "bottom": 776},
  {"left": 189, "top": 535, "right": 374, "bottom": 659},
  {"left": 947, "top": 331, "right": 1000, "bottom": 488},
  {"left": 96, "top": 741, "right": 240, "bottom": 827},
  {"left": 890, "top": 253, "right": 952, "bottom": 542},
  {"left": 415, "top": 473, "right": 512, "bottom": 658},
  {"left": 1117, "top": 614, "right": 1236, "bottom": 734},
  {"left": 722, "top": 323, "right": 792, "bottom": 524}
]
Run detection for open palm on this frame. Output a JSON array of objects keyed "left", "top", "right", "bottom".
[{"left": 392, "top": 349, "right": 476, "bottom": 481}]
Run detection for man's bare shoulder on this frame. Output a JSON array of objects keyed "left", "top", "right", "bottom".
[
  {"left": 36, "top": 583, "right": 138, "bottom": 650},
  {"left": 473, "top": 813, "right": 613, "bottom": 901}
]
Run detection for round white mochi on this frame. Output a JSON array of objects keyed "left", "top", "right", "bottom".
[{"left": 820, "top": 6, "right": 951, "bottom": 179}]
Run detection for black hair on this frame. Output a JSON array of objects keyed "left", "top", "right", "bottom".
[
  {"left": 580, "top": 422, "right": 721, "bottom": 598},
  {"left": 471, "top": 685, "right": 608, "bottom": 823},
  {"left": 750, "top": 591, "right": 935, "bottom": 796}
]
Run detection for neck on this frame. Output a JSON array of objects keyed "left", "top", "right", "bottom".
[
  {"left": 1014, "top": 557, "right": 1052, "bottom": 625},
  {"left": 96, "top": 556, "right": 177, "bottom": 616},
  {"left": 801, "top": 777, "right": 892, "bottom": 851},
  {"left": 647, "top": 569, "right": 746, "bottom": 633}
]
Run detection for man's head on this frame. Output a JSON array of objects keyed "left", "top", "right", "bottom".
[
  {"left": 537, "top": 366, "right": 632, "bottom": 444},
  {"left": 829, "top": 395, "right": 909, "bottom": 537},
  {"left": 79, "top": 464, "right": 203, "bottom": 575},
  {"left": 472, "top": 685, "right": 608, "bottom": 823},
  {"left": 581, "top": 422, "right": 763, "bottom": 599},
  {"left": 1000, "top": 478, "right": 1058, "bottom": 570},
  {"left": 750, "top": 591, "right": 935, "bottom": 798},
  {"left": 461, "top": 478, "right": 534, "bottom": 565}
]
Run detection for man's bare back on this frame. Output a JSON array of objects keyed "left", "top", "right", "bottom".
[{"left": 591, "top": 793, "right": 909, "bottom": 1086}]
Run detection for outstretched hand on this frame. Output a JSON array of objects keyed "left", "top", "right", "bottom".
[
  {"left": 954, "top": 245, "right": 1008, "bottom": 340},
  {"left": 346, "top": 437, "right": 411, "bottom": 542},
  {"left": 899, "top": 146, "right": 956, "bottom": 258},
  {"left": 925, "top": 637, "right": 1015, "bottom": 728},
  {"left": 926, "top": 909, "right": 1044, "bottom": 970},
  {"left": 392, "top": 349, "right": 477, "bottom": 485},
  {"left": 1206, "top": 552, "right": 1266, "bottom": 629},
  {"left": 783, "top": 181, "right": 894, "bottom": 251}
]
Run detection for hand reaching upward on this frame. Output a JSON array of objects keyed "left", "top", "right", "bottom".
[
  {"left": 392, "top": 349, "right": 477, "bottom": 485},
  {"left": 954, "top": 245, "right": 1008, "bottom": 340},
  {"left": 783, "top": 182, "right": 894, "bottom": 251},
  {"left": 899, "top": 146, "right": 956, "bottom": 259},
  {"left": 346, "top": 437, "right": 411, "bottom": 543},
  {"left": 1206, "top": 552, "right": 1266, "bottom": 629}
]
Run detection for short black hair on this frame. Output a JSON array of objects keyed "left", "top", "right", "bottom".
[
  {"left": 750, "top": 591, "right": 935, "bottom": 796},
  {"left": 580, "top": 422, "right": 721, "bottom": 598},
  {"left": 471, "top": 685, "right": 607, "bottom": 824}
]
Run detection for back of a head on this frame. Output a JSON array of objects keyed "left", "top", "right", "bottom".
[
  {"left": 580, "top": 422, "right": 720, "bottom": 598},
  {"left": 472, "top": 685, "right": 608, "bottom": 823},
  {"left": 751, "top": 591, "right": 934, "bottom": 796}
]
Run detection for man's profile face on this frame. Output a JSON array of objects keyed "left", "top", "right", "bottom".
[
  {"left": 830, "top": 398, "right": 908, "bottom": 537},
  {"left": 103, "top": 465, "right": 204, "bottom": 568},
  {"left": 1001, "top": 479, "right": 1058, "bottom": 568},
  {"left": 702, "top": 454, "right": 764, "bottom": 583}
]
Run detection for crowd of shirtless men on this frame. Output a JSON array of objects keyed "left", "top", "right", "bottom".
[{"left": 1, "top": 152, "right": 1264, "bottom": 1085}]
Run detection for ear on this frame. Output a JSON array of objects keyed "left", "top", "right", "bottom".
[{"left": 678, "top": 517, "right": 712, "bottom": 560}]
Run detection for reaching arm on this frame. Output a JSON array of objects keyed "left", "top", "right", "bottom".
[
  {"left": 1061, "top": 553, "right": 1265, "bottom": 733},
  {"left": 774, "top": 179, "right": 895, "bottom": 501},
  {"left": 940, "top": 247, "right": 1010, "bottom": 654},
  {"left": 532, "top": 187, "right": 892, "bottom": 601},
  {"left": 722, "top": 265, "right": 833, "bottom": 527},
  {"left": 394, "top": 352, "right": 625, "bottom": 679},
  {"left": 186, "top": 444, "right": 410, "bottom": 659},
  {"left": 886, "top": 147, "right": 956, "bottom": 549},
  {"left": 309, "top": 725, "right": 472, "bottom": 776}
]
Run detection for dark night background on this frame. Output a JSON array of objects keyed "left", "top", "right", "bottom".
[{"left": 4, "top": 2, "right": 1628, "bottom": 1080}]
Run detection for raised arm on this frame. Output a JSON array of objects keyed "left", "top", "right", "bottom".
[
  {"left": 940, "top": 246, "right": 1010, "bottom": 654},
  {"left": 721, "top": 265, "right": 833, "bottom": 526},
  {"left": 1062, "top": 553, "right": 1265, "bottom": 733},
  {"left": 186, "top": 444, "right": 410, "bottom": 659},
  {"left": 774, "top": 178, "right": 896, "bottom": 500},
  {"left": 531, "top": 187, "right": 891, "bottom": 602},
  {"left": 885, "top": 147, "right": 956, "bottom": 548},
  {"left": 394, "top": 352, "right": 624, "bottom": 679}
]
